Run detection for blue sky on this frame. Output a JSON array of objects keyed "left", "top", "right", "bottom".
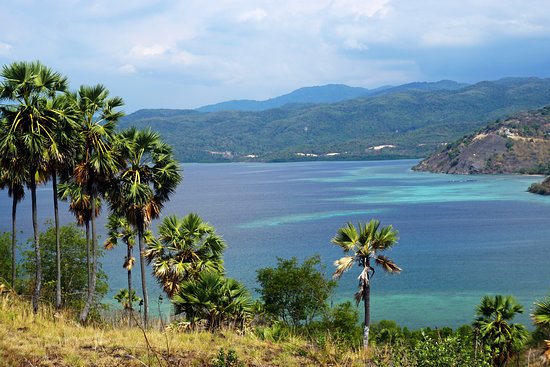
[{"left": 1, "top": 0, "right": 549, "bottom": 112}]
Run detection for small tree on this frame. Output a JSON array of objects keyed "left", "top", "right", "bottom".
[
  {"left": 473, "top": 295, "right": 528, "bottom": 367},
  {"left": 21, "top": 222, "right": 108, "bottom": 311},
  {"left": 532, "top": 296, "right": 550, "bottom": 365},
  {"left": 114, "top": 289, "right": 141, "bottom": 310},
  {"left": 256, "top": 255, "right": 336, "bottom": 327}
]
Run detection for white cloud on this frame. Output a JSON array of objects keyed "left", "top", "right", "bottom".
[
  {"left": 130, "top": 44, "right": 169, "bottom": 58},
  {"left": 0, "top": 42, "right": 12, "bottom": 56},
  {"left": 238, "top": 8, "right": 268, "bottom": 23},
  {"left": 118, "top": 64, "right": 137, "bottom": 74},
  {"left": 1, "top": 0, "right": 550, "bottom": 111}
]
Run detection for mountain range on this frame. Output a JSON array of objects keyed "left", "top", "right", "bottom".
[
  {"left": 121, "top": 77, "right": 550, "bottom": 163},
  {"left": 196, "top": 80, "right": 468, "bottom": 112}
]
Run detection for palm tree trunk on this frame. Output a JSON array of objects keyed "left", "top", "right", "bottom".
[
  {"left": 85, "top": 219, "right": 90, "bottom": 291},
  {"left": 127, "top": 243, "right": 133, "bottom": 327},
  {"left": 80, "top": 190, "right": 97, "bottom": 323},
  {"left": 11, "top": 193, "right": 17, "bottom": 287},
  {"left": 138, "top": 225, "right": 149, "bottom": 328},
  {"left": 363, "top": 280, "right": 371, "bottom": 350},
  {"left": 52, "top": 170, "right": 62, "bottom": 310},
  {"left": 363, "top": 261, "right": 371, "bottom": 350},
  {"left": 30, "top": 173, "right": 42, "bottom": 314}
]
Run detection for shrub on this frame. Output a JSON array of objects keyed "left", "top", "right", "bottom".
[{"left": 256, "top": 255, "right": 336, "bottom": 327}]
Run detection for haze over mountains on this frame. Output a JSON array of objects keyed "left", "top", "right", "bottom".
[
  {"left": 196, "top": 80, "right": 468, "bottom": 112},
  {"left": 121, "top": 77, "right": 550, "bottom": 163}
]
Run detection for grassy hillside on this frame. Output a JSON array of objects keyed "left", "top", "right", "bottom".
[
  {"left": 0, "top": 294, "right": 365, "bottom": 366},
  {"left": 121, "top": 77, "right": 550, "bottom": 163}
]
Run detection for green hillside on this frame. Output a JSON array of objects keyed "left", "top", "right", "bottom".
[
  {"left": 121, "top": 77, "right": 550, "bottom": 162},
  {"left": 414, "top": 105, "right": 550, "bottom": 174}
]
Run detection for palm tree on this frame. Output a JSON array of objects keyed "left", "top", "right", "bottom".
[
  {"left": 473, "top": 295, "right": 529, "bottom": 367},
  {"left": 172, "top": 271, "right": 253, "bottom": 330},
  {"left": 72, "top": 84, "right": 124, "bottom": 323},
  {"left": 104, "top": 214, "right": 137, "bottom": 315},
  {"left": 108, "top": 127, "right": 181, "bottom": 327},
  {"left": 532, "top": 296, "right": 550, "bottom": 365},
  {"left": 0, "top": 61, "right": 69, "bottom": 313},
  {"left": 331, "top": 219, "right": 401, "bottom": 349},
  {"left": 43, "top": 94, "right": 80, "bottom": 310},
  {"left": 145, "top": 213, "right": 225, "bottom": 299},
  {"left": 0, "top": 150, "right": 26, "bottom": 287},
  {"left": 58, "top": 180, "right": 101, "bottom": 291}
]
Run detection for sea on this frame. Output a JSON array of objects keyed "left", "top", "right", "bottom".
[{"left": 1, "top": 159, "right": 549, "bottom": 329}]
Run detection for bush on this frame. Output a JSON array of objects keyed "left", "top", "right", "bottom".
[
  {"left": 211, "top": 348, "right": 244, "bottom": 367},
  {"left": 21, "top": 222, "right": 108, "bottom": 310},
  {"left": 256, "top": 255, "right": 336, "bottom": 327},
  {"left": 0, "top": 232, "right": 13, "bottom": 285}
]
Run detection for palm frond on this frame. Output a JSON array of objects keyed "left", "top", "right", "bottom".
[
  {"left": 333, "top": 256, "right": 355, "bottom": 279},
  {"left": 331, "top": 222, "right": 358, "bottom": 252},
  {"left": 532, "top": 298, "right": 550, "bottom": 329},
  {"left": 375, "top": 255, "right": 402, "bottom": 273}
]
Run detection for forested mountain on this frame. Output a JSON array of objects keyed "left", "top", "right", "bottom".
[
  {"left": 196, "top": 80, "right": 467, "bottom": 112},
  {"left": 121, "top": 77, "right": 550, "bottom": 162},
  {"left": 414, "top": 105, "right": 550, "bottom": 174}
]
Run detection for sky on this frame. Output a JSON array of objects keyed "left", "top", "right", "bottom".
[{"left": 1, "top": 0, "right": 550, "bottom": 112}]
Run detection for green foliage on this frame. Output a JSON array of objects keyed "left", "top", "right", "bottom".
[
  {"left": 532, "top": 295, "right": 550, "bottom": 355},
  {"left": 0, "top": 232, "right": 12, "bottom": 284},
  {"left": 211, "top": 348, "right": 244, "bottom": 367},
  {"left": 371, "top": 320, "right": 405, "bottom": 345},
  {"left": 369, "top": 323, "right": 491, "bottom": 367},
  {"left": 254, "top": 321, "right": 291, "bottom": 342},
  {"left": 316, "top": 301, "right": 362, "bottom": 349},
  {"left": 256, "top": 255, "right": 336, "bottom": 327},
  {"left": 172, "top": 271, "right": 254, "bottom": 331},
  {"left": 146, "top": 213, "right": 226, "bottom": 298},
  {"left": 21, "top": 222, "right": 108, "bottom": 310},
  {"left": 473, "top": 295, "right": 529, "bottom": 367},
  {"left": 113, "top": 289, "right": 141, "bottom": 310},
  {"left": 409, "top": 333, "right": 491, "bottom": 367}
]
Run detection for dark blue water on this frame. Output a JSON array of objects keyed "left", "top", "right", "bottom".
[{"left": 1, "top": 160, "right": 549, "bottom": 329}]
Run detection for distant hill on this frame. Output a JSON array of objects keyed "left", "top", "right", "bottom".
[
  {"left": 121, "top": 77, "right": 550, "bottom": 163},
  {"left": 414, "top": 105, "right": 550, "bottom": 174},
  {"left": 196, "top": 80, "right": 467, "bottom": 112}
]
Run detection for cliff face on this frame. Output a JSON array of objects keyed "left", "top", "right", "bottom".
[{"left": 414, "top": 106, "right": 550, "bottom": 174}]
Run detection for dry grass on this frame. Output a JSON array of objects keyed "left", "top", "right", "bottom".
[{"left": 0, "top": 294, "right": 365, "bottom": 367}]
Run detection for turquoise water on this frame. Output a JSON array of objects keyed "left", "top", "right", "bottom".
[{"left": 2, "top": 160, "right": 549, "bottom": 329}]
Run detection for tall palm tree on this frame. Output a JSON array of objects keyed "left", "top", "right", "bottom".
[
  {"left": 0, "top": 149, "right": 26, "bottom": 287},
  {"left": 532, "top": 296, "right": 550, "bottom": 365},
  {"left": 104, "top": 214, "right": 137, "bottom": 314},
  {"left": 331, "top": 219, "right": 401, "bottom": 349},
  {"left": 473, "top": 295, "right": 528, "bottom": 367},
  {"left": 72, "top": 84, "right": 124, "bottom": 323},
  {"left": 57, "top": 181, "right": 101, "bottom": 298},
  {"left": 43, "top": 94, "right": 80, "bottom": 310},
  {"left": 108, "top": 127, "right": 181, "bottom": 327},
  {"left": 0, "top": 61, "right": 69, "bottom": 313},
  {"left": 145, "top": 213, "right": 225, "bottom": 299}
]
